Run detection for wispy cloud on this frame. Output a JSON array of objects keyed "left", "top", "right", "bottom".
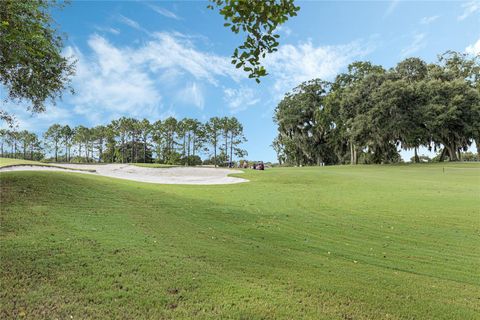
[
  {"left": 135, "top": 32, "right": 243, "bottom": 85},
  {"left": 0, "top": 101, "right": 74, "bottom": 132},
  {"left": 55, "top": 32, "right": 246, "bottom": 124},
  {"left": 465, "top": 38, "right": 480, "bottom": 55},
  {"left": 420, "top": 15, "right": 439, "bottom": 24},
  {"left": 149, "top": 4, "right": 181, "bottom": 20},
  {"left": 117, "top": 14, "right": 150, "bottom": 34},
  {"left": 384, "top": 0, "right": 400, "bottom": 18},
  {"left": 95, "top": 26, "right": 120, "bottom": 35},
  {"left": 458, "top": 0, "right": 480, "bottom": 20},
  {"left": 118, "top": 14, "right": 141, "bottom": 29},
  {"left": 223, "top": 87, "right": 260, "bottom": 113},
  {"left": 401, "top": 32, "right": 427, "bottom": 57},
  {"left": 276, "top": 25, "right": 292, "bottom": 37},
  {"left": 264, "top": 39, "right": 374, "bottom": 96},
  {"left": 64, "top": 35, "right": 162, "bottom": 124},
  {"left": 177, "top": 83, "right": 205, "bottom": 109}
]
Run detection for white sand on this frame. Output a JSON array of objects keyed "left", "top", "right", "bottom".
[{"left": 0, "top": 164, "right": 247, "bottom": 185}]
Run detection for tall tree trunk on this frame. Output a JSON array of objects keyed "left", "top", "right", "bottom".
[
  {"left": 350, "top": 140, "right": 354, "bottom": 165},
  {"left": 414, "top": 147, "right": 419, "bottom": 163},
  {"left": 224, "top": 132, "right": 228, "bottom": 162},
  {"left": 230, "top": 131, "right": 234, "bottom": 164},
  {"left": 143, "top": 137, "right": 147, "bottom": 163},
  {"left": 182, "top": 134, "right": 186, "bottom": 165},
  {"left": 99, "top": 140, "right": 103, "bottom": 163},
  {"left": 192, "top": 135, "right": 196, "bottom": 157},
  {"left": 353, "top": 145, "right": 358, "bottom": 165},
  {"left": 122, "top": 135, "right": 125, "bottom": 163},
  {"left": 214, "top": 139, "right": 217, "bottom": 168},
  {"left": 54, "top": 141, "right": 58, "bottom": 162},
  {"left": 446, "top": 143, "right": 458, "bottom": 161},
  {"left": 131, "top": 135, "right": 134, "bottom": 163},
  {"left": 476, "top": 138, "right": 480, "bottom": 161},
  {"left": 187, "top": 132, "right": 191, "bottom": 165},
  {"left": 439, "top": 147, "right": 446, "bottom": 162}
]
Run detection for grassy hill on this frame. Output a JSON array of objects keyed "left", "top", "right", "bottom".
[
  {"left": 0, "top": 157, "right": 45, "bottom": 167},
  {"left": 0, "top": 158, "right": 95, "bottom": 172},
  {"left": 1, "top": 163, "right": 479, "bottom": 319},
  {"left": 132, "top": 163, "right": 179, "bottom": 168}
]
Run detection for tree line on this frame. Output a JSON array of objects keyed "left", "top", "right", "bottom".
[
  {"left": 273, "top": 51, "right": 479, "bottom": 165},
  {"left": 0, "top": 116, "right": 247, "bottom": 166}
]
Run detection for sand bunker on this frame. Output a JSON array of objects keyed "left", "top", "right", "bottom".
[{"left": 0, "top": 164, "right": 247, "bottom": 185}]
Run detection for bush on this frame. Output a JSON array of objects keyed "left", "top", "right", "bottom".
[
  {"left": 410, "top": 155, "right": 431, "bottom": 163},
  {"left": 180, "top": 155, "right": 202, "bottom": 166},
  {"left": 461, "top": 152, "right": 479, "bottom": 161}
]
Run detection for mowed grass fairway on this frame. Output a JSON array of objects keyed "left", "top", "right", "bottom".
[
  {"left": 1, "top": 164, "right": 479, "bottom": 319},
  {"left": 0, "top": 158, "right": 48, "bottom": 167}
]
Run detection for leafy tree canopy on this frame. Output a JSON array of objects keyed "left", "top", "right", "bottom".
[
  {"left": 209, "top": 0, "right": 299, "bottom": 83},
  {"left": 0, "top": 0, "right": 75, "bottom": 124},
  {"left": 273, "top": 51, "right": 480, "bottom": 165}
]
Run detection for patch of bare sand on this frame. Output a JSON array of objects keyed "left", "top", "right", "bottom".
[{"left": 0, "top": 164, "right": 247, "bottom": 185}]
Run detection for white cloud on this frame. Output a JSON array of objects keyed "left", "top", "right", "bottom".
[
  {"left": 36, "top": 105, "right": 74, "bottom": 125},
  {"left": 58, "top": 32, "right": 245, "bottom": 125},
  {"left": 401, "top": 32, "right": 427, "bottom": 57},
  {"left": 117, "top": 14, "right": 149, "bottom": 34},
  {"left": 458, "top": 1, "right": 480, "bottom": 20},
  {"left": 65, "top": 35, "right": 162, "bottom": 124},
  {"left": 420, "top": 15, "right": 439, "bottom": 24},
  {"left": 118, "top": 14, "right": 141, "bottom": 29},
  {"left": 276, "top": 25, "right": 292, "bottom": 37},
  {"left": 223, "top": 87, "right": 260, "bottom": 113},
  {"left": 149, "top": 5, "right": 181, "bottom": 20},
  {"left": 466, "top": 38, "right": 480, "bottom": 55},
  {"left": 95, "top": 26, "right": 120, "bottom": 35},
  {"left": 177, "top": 82, "right": 205, "bottom": 109},
  {"left": 384, "top": 0, "right": 400, "bottom": 17},
  {"left": 264, "top": 40, "right": 373, "bottom": 96},
  {"left": 135, "top": 32, "right": 243, "bottom": 85},
  {"left": 0, "top": 102, "right": 74, "bottom": 133}
]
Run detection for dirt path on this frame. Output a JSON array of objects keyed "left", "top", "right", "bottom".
[{"left": 0, "top": 164, "right": 247, "bottom": 185}]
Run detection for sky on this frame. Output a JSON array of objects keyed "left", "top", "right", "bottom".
[{"left": 1, "top": 0, "right": 479, "bottom": 162}]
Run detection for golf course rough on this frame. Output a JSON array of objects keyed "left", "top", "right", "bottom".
[{"left": 0, "top": 163, "right": 479, "bottom": 319}]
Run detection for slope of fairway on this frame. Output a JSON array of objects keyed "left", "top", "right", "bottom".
[
  {"left": 132, "top": 163, "right": 179, "bottom": 168},
  {"left": 1, "top": 163, "right": 479, "bottom": 319},
  {"left": 0, "top": 158, "right": 95, "bottom": 172},
  {"left": 0, "top": 157, "right": 45, "bottom": 167}
]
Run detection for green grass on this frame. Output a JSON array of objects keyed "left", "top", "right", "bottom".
[
  {"left": 1, "top": 163, "right": 479, "bottom": 319},
  {"left": 0, "top": 157, "right": 45, "bottom": 167},
  {"left": 0, "top": 158, "right": 95, "bottom": 172},
  {"left": 132, "top": 163, "right": 179, "bottom": 168}
]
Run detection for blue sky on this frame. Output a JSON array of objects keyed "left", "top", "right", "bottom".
[{"left": 2, "top": 0, "right": 479, "bottom": 161}]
